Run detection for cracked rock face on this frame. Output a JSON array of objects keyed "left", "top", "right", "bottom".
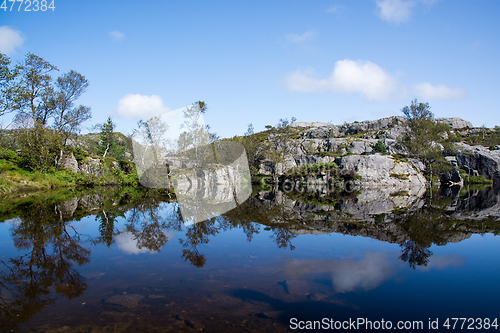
[{"left": 455, "top": 143, "right": 500, "bottom": 184}]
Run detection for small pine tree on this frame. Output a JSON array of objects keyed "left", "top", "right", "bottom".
[
  {"left": 373, "top": 140, "right": 387, "bottom": 154},
  {"left": 99, "top": 117, "right": 116, "bottom": 158}
]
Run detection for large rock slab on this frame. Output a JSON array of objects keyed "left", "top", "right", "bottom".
[
  {"left": 436, "top": 117, "right": 472, "bottom": 129},
  {"left": 337, "top": 154, "right": 426, "bottom": 187}
]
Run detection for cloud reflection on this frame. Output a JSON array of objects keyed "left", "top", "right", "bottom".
[
  {"left": 114, "top": 231, "right": 175, "bottom": 255},
  {"left": 281, "top": 251, "right": 466, "bottom": 293},
  {"left": 416, "top": 254, "right": 466, "bottom": 272}
]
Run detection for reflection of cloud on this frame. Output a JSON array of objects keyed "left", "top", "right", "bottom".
[
  {"left": 416, "top": 254, "right": 466, "bottom": 272},
  {"left": 282, "top": 251, "right": 467, "bottom": 293},
  {"left": 115, "top": 231, "right": 175, "bottom": 255},
  {"left": 0, "top": 26, "right": 24, "bottom": 55},
  {"left": 281, "top": 251, "right": 399, "bottom": 293},
  {"left": 330, "top": 252, "right": 397, "bottom": 293},
  {"left": 3, "top": 218, "right": 22, "bottom": 227}
]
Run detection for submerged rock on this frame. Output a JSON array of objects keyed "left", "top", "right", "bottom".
[{"left": 105, "top": 294, "right": 145, "bottom": 308}]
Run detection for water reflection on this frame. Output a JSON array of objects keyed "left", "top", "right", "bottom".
[
  {"left": 0, "top": 184, "right": 499, "bottom": 330},
  {"left": 280, "top": 251, "right": 466, "bottom": 294},
  {"left": 0, "top": 199, "right": 89, "bottom": 331}
]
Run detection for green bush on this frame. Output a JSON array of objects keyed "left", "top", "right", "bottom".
[
  {"left": 373, "top": 140, "right": 387, "bottom": 154},
  {"left": 0, "top": 149, "right": 21, "bottom": 164}
]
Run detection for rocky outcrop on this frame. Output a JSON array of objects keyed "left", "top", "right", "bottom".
[
  {"left": 336, "top": 154, "right": 427, "bottom": 187},
  {"left": 455, "top": 143, "right": 500, "bottom": 184},
  {"left": 435, "top": 117, "right": 472, "bottom": 129},
  {"left": 294, "top": 116, "right": 471, "bottom": 140},
  {"left": 441, "top": 156, "right": 463, "bottom": 186},
  {"left": 256, "top": 116, "right": 499, "bottom": 188},
  {"left": 78, "top": 157, "right": 105, "bottom": 177}
]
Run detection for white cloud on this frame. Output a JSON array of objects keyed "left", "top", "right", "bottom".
[
  {"left": 115, "top": 94, "right": 172, "bottom": 119},
  {"left": 326, "top": 5, "right": 343, "bottom": 13},
  {"left": 285, "top": 59, "right": 398, "bottom": 101},
  {"left": 0, "top": 26, "right": 24, "bottom": 55},
  {"left": 286, "top": 30, "right": 317, "bottom": 44},
  {"left": 376, "top": 0, "right": 415, "bottom": 24},
  {"left": 414, "top": 82, "right": 466, "bottom": 100},
  {"left": 109, "top": 30, "right": 125, "bottom": 41}
]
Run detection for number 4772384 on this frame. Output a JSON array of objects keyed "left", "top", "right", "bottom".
[{"left": 1, "top": 0, "right": 55, "bottom": 11}]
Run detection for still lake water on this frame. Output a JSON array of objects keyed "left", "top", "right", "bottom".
[{"left": 1, "top": 185, "right": 499, "bottom": 332}]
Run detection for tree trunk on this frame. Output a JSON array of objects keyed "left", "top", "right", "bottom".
[{"left": 102, "top": 143, "right": 109, "bottom": 158}]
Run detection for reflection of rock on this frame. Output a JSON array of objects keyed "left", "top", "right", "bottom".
[
  {"left": 251, "top": 184, "right": 500, "bottom": 247},
  {"left": 57, "top": 197, "right": 79, "bottom": 217},
  {"left": 171, "top": 142, "right": 252, "bottom": 224},
  {"left": 105, "top": 294, "right": 145, "bottom": 308}
]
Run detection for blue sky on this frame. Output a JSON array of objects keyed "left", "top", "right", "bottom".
[{"left": 1, "top": 0, "right": 499, "bottom": 138}]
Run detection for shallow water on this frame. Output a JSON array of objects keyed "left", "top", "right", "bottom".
[{"left": 1, "top": 186, "right": 499, "bottom": 332}]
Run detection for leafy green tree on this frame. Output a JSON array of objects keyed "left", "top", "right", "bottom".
[
  {"left": 0, "top": 53, "right": 91, "bottom": 168},
  {"left": 0, "top": 53, "right": 17, "bottom": 117},
  {"left": 18, "top": 121, "right": 62, "bottom": 170},
  {"left": 53, "top": 70, "right": 91, "bottom": 145},
  {"left": 398, "top": 99, "right": 449, "bottom": 182},
  {"left": 12, "top": 53, "right": 59, "bottom": 126}
]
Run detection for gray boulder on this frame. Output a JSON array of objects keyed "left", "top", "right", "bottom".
[
  {"left": 436, "top": 117, "right": 472, "bottom": 129},
  {"left": 79, "top": 157, "right": 105, "bottom": 177},
  {"left": 59, "top": 152, "right": 79, "bottom": 173}
]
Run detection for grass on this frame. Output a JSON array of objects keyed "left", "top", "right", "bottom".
[
  {"left": 0, "top": 150, "right": 141, "bottom": 196},
  {"left": 390, "top": 173, "right": 409, "bottom": 180},
  {"left": 459, "top": 169, "right": 493, "bottom": 185}
]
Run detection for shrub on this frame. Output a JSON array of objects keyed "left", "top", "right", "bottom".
[
  {"left": 0, "top": 149, "right": 21, "bottom": 164},
  {"left": 373, "top": 140, "right": 387, "bottom": 154}
]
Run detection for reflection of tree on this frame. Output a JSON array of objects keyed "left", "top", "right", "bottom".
[
  {"left": 270, "top": 227, "right": 296, "bottom": 251},
  {"left": 96, "top": 210, "right": 119, "bottom": 247},
  {"left": 123, "top": 194, "right": 182, "bottom": 252},
  {"left": 0, "top": 201, "right": 89, "bottom": 331},
  {"left": 222, "top": 191, "right": 297, "bottom": 251},
  {"left": 180, "top": 218, "right": 220, "bottom": 268},
  {"left": 399, "top": 240, "right": 432, "bottom": 269},
  {"left": 394, "top": 190, "right": 454, "bottom": 269}
]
